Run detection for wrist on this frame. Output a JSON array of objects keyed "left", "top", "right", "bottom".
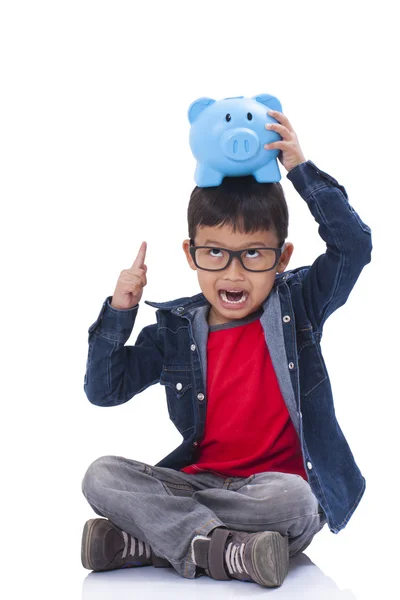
[{"left": 288, "top": 159, "right": 307, "bottom": 172}]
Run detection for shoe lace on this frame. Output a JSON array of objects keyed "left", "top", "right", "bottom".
[
  {"left": 121, "top": 531, "right": 151, "bottom": 560},
  {"left": 225, "top": 541, "right": 249, "bottom": 576}
]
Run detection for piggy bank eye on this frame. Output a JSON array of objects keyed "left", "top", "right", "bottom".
[
  {"left": 225, "top": 114, "right": 231, "bottom": 122},
  {"left": 247, "top": 112, "right": 253, "bottom": 120}
]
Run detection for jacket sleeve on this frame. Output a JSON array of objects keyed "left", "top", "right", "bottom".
[
  {"left": 83, "top": 296, "right": 164, "bottom": 407},
  {"left": 286, "top": 160, "right": 372, "bottom": 332}
]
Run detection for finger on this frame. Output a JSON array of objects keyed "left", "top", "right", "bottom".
[
  {"left": 264, "top": 140, "right": 289, "bottom": 150},
  {"left": 137, "top": 270, "right": 147, "bottom": 286},
  {"left": 268, "top": 110, "right": 294, "bottom": 132},
  {"left": 132, "top": 241, "right": 147, "bottom": 269},
  {"left": 131, "top": 274, "right": 146, "bottom": 289},
  {"left": 265, "top": 122, "right": 291, "bottom": 141},
  {"left": 123, "top": 272, "right": 147, "bottom": 289},
  {"left": 121, "top": 267, "right": 146, "bottom": 286},
  {"left": 130, "top": 269, "right": 147, "bottom": 284}
]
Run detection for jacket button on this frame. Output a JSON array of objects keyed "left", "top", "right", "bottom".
[
  {"left": 190, "top": 344, "right": 196, "bottom": 351},
  {"left": 283, "top": 315, "right": 291, "bottom": 323},
  {"left": 177, "top": 307, "right": 184, "bottom": 313},
  {"left": 197, "top": 393, "right": 205, "bottom": 401},
  {"left": 176, "top": 382, "right": 182, "bottom": 391},
  {"left": 307, "top": 461, "right": 313, "bottom": 470},
  {"left": 288, "top": 362, "right": 294, "bottom": 369},
  {"left": 193, "top": 441, "right": 198, "bottom": 447}
]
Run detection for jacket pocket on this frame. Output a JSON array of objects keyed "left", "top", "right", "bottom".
[
  {"left": 298, "top": 341, "right": 328, "bottom": 397},
  {"left": 160, "top": 366, "right": 194, "bottom": 435}
]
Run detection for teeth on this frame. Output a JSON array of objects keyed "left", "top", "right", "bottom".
[{"left": 219, "top": 290, "right": 248, "bottom": 304}]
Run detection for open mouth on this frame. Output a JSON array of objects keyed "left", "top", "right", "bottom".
[{"left": 218, "top": 289, "right": 249, "bottom": 305}]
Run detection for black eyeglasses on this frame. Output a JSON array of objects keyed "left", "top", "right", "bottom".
[{"left": 189, "top": 238, "right": 285, "bottom": 272}]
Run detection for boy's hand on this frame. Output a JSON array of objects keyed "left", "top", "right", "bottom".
[
  {"left": 110, "top": 241, "right": 148, "bottom": 310},
  {"left": 264, "top": 110, "right": 307, "bottom": 172}
]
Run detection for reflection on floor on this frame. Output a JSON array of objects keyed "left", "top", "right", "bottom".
[{"left": 82, "top": 552, "right": 358, "bottom": 600}]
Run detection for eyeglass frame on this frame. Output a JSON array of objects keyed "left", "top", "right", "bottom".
[{"left": 189, "top": 238, "right": 286, "bottom": 272}]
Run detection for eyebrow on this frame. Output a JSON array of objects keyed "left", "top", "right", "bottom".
[{"left": 203, "top": 239, "right": 270, "bottom": 249}]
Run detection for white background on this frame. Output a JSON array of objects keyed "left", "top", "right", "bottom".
[{"left": 1, "top": 1, "right": 398, "bottom": 598}]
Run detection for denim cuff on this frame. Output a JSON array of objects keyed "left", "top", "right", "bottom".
[
  {"left": 286, "top": 160, "right": 348, "bottom": 200},
  {"left": 88, "top": 295, "right": 139, "bottom": 339}
]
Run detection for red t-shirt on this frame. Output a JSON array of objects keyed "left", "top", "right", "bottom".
[{"left": 181, "top": 310, "right": 308, "bottom": 481}]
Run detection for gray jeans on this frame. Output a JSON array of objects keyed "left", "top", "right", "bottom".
[{"left": 81, "top": 455, "right": 327, "bottom": 579}]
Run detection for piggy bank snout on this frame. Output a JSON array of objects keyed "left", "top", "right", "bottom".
[{"left": 221, "top": 128, "right": 260, "bottom": 162}]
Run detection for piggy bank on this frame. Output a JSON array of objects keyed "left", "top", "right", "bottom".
[{"left": 188, "top": 93, "right": 283, "bottom": 187}]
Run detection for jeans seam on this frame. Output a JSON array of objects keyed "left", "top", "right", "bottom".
[
  {"left": 146, "top": 465, "right": 196, "bottom": 492},
  {"left": 221, "top": 511, "right": 322, "bottom": 527}
]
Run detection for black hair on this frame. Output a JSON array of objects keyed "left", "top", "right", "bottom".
[{"left": 187, "top": 175, "right": 288, "bottom": 247}]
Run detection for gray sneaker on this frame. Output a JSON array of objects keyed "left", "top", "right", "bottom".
[
  {"left": 81, "top": 518, "right": 171, "bottom": 572},
  {"left": 192, "top": 527, "right": 289, "bottom": 587}
]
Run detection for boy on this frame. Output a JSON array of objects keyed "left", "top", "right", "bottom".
[{"left": 81, "top": 110, "right": 372, "bottom": 588}]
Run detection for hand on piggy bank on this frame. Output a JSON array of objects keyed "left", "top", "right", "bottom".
[{"left": 188, "top": 93, "right": 287, "bottom": 187}]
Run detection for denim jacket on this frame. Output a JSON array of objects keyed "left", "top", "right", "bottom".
[{"left": 84, "top": 160, "right": 372, "bottom": 534}]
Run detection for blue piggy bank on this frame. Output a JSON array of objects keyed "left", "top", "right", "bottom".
[{"left": 188, "top": 93, "right": 283, "bottom": 187}]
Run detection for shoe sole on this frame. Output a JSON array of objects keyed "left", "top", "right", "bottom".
[
  {"left": 81, "top": 518, "right": 103, "bottom": 571},
  {"left": 251, "top": 531, "right": 289, "bottom": 587}
]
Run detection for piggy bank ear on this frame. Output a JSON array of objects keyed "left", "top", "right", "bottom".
[
  {"left": 188, "top": 97, "right": 216, "bottom": 124},
  {"left": 252, "top": 94, "right": 282, "bottom": 113}
]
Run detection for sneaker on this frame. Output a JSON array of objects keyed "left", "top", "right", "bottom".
[
  {"left": 81, "top": 518, "right": 171, "bottom": 572},
  {"left": 192, "top": 526, "right": 289, "bottom": 587}
]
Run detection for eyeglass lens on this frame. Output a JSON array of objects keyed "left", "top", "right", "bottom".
[{"left": 195, "top": 247, "right": 277, "bottom": 271}]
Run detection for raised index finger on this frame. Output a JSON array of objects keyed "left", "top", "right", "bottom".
[{"left": 132, "top": 241, "right": 147, "bottom": 268}]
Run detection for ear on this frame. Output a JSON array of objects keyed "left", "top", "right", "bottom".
[
  {"left": 252, "top": 93, "right": 282, "bottom": 113},
  {"left": 188, "top": 97, "right": 216, "bottom": 124},
  {"left": 182, "top": 239, "right": 197, "bottom": 271},
  {"left": 276, "top": 242, "right": 294, "bottom": 273}
]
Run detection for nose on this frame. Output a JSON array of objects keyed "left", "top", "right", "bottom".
[
  {"left": 224, "top": 256, "right": 246, "bottom": 278},
  {"left": 221, "top": 128, "right": 260, "bottom": 162}
]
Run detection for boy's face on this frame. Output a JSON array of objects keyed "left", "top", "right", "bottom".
[{"left": 182, "top": 224, "right": 294, "bottom": 326}]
